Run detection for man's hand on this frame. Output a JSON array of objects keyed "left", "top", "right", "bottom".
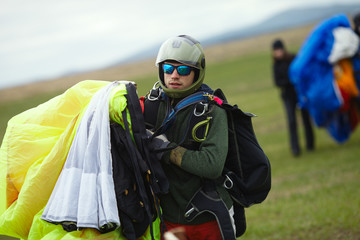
[{"left": 146, "top": 130, "right": 170, "bottom": 160}]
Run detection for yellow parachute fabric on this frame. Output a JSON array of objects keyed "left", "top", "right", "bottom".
[
  {"left": 27, "top": 210, "right": 160, "bottom": 240},
  {"left": 0, "top": 80, "right": 160, "bottom": 239}
]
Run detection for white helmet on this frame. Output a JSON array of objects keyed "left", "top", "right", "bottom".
[{"left": 155, "top": 35, "right": 206, "bottom": 98}]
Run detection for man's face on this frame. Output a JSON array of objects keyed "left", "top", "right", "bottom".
[
  {"left": 163, "top": 62, "right": 195, "bottom": 90},
  {"left": 273, "top": 48, "right": 285, "bottom": 60}
]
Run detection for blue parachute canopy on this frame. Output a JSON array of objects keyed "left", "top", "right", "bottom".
[{"left": 289, "top": 14, "right": 359, "bottom": 143}]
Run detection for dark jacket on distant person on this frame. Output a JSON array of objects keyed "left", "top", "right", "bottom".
[{"left": 272, "top": 53, "right": 295, "bottom": 89}]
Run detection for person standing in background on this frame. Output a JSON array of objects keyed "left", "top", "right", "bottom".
[{"left": 271, "top": 39, "right": 314, "bottom": 157}]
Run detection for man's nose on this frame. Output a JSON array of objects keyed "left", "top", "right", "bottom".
[{"left": 171, "top": 69, "right": 180, "bottom": 78}]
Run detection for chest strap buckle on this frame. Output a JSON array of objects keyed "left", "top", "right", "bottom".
[{"left": 194, "top": 102, "right": 208, "bottom": 116}]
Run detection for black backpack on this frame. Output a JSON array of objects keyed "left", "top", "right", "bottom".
[
  {"left": 142, "top": 86, "right": 271, "bottom": 238},
  {"left": 110, "top": 83, "right": 169, "bottom": 240},
  {"left": 213, "top": 88, "right": 271, "bottom": 208}
]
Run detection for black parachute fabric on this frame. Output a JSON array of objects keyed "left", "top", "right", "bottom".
[{"left": 111, "top": 83, "right": 169, "bottom": 240}]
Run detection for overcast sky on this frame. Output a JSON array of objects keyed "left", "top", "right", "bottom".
[{"left": 0, "top": 0, "right": 359, "bottom": 89}]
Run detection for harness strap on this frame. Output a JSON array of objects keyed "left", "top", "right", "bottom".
[
  {"left": 155, "top": 92, "right": 214, "bottom": 135},
  {"left": 143, "top": 88, "right": 165, "bottom": 130},
  {"left": 184, "top": 181, "right": 236, "bottom": 240}
]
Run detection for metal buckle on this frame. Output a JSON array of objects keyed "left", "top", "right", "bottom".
[
  {"left": 223, "top": 175, "right": 233, "bottom": 189},
  {"left": 148, "top": 82, "right": 163, "bottom": 101},
  {"left": 193, "top": 102, "right": 208, "bottom": 117},
  {"left": 185, "top": 206, "right": 196, "bottom": 218}
]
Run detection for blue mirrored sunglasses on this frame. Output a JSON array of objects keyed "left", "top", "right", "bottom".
[{"left": 162, "top": 64, "right": 193, "bottom": 76}]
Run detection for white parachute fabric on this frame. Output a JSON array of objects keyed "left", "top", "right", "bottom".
[
  {"left": 41, "top": 81, "right": 121, "bottom": 230},
  {"left": 328, "top": 27, "right": 360, "bottom": 64}
]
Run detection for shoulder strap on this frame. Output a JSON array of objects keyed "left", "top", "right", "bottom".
[
  {"left": 143, "top": 87, "right": 221, "bottom": 152},
  {"left": 155, "top": 91, "right": 214, "bottom": 135},
  {"left": 143, "top": 88, "right": 165, "bottom": 130}
]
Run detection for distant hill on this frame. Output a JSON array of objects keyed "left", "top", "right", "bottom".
[
  {"left": 202, "top": 3, "right": 360, "bottom": 46},
  {"left": 121, "top": 3, "right": 360, "bottom": 64}
]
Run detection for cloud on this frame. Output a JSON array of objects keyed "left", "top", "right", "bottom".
[{"left": 0, "top": 0, "right": 359, "bottom": 88}]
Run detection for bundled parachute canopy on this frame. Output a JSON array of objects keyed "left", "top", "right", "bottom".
[
  {"left": 289, "top": 14, "right": 360, "bottom": 143},
  {"left": 0, "top": 80, "right": 160, "bottom": 239}
]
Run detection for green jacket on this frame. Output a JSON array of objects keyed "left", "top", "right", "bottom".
[{"left": 154, "top": 98, "right": 232, "bottom": 225}]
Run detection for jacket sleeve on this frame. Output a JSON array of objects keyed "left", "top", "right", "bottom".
[{"left": 171, "top": 106, "right": 228, "bottom": 179}]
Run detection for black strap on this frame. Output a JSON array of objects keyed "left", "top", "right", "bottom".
[
  {"left": 143, "top": 88, "right": 163, "bottom": 130},
  {"left": 126, "top": 84, "right": 169, "bottom": 193},
  {"left": 233, "top": 204, "right": 247, "bottom": 237},
  {"left": 121, "top": 109, "right": 155, "bottom": 240},
  {"left": 125, "top": 83, "right": 169, "bottom": 238},
  {"left": 122, "top": 84, "right": 155, "bottom": 239},
  {"left": 184, "top": 181, "right": 236, "bottom": 240},
  {"left": 110, "top": 123, "right": 150, "bottom": 239}
]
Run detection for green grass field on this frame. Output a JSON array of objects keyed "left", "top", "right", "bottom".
[{"left": 1, "top": 49, "right": 360, "bottom": 240}]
